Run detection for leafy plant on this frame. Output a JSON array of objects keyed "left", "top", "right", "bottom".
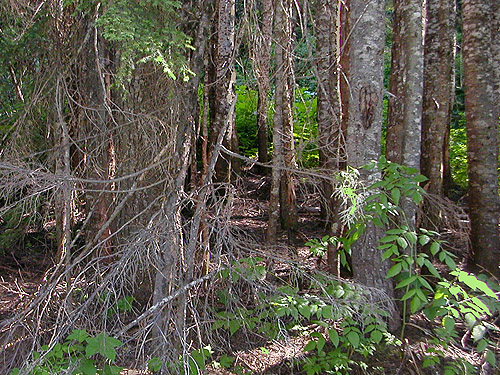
[
  {"left": 328, "top": 157, "right": 500, "bottom": 373},
  {"left": 11, "top": 330, "right": 123, "bottom": 375}
]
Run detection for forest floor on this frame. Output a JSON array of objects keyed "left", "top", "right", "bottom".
[{"left": 0, "top": 172, "right": 498, "bottom": 375}]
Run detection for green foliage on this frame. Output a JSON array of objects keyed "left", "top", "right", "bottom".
[
  {"left": 235, "top": 86, "right": 259, "bottom": 157},
  {"left": 449, "top": 124, "right": 500, "bottom": 189},
  {"left": 96, "top": 0, "right": 193, "bottom": 84},
  {"left": 212, "top": 256, "right": 398, "bottom": 375},
  {"left": 11, "top": 330, "right": 123, "bottom": 375},
  {"left": 0, "top": 207, "right": 30, "bottom": 253},
  {"left": 294, "top": 88, "right": 318, "bottom": 167},
  {"left": 234, "top": 85, "right": 318, "bottom": 165},
  {"left": 449, "top": 127, "right": 468, "bottom": 187},
  {"left": 328, "top": 157, "right": 500, "bottom": 373}
]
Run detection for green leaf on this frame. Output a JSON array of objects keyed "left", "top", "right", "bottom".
[
  {"left": 417, "top": 277, "right": 434, "bottom": 291},
  {"left": 391, "top": 188, "right": 401, "bottom": 205},
  {"left": 85, "top": 333, "right": 122, "bottom": 361},
  {"left": 328, "top": 329, "right": 339, "bottom": 347},
  {"left": 67, "top": 329, "right": 89, "bottom": 343},
  {"left": 298, "top": 304, "right": 311, "bottom": 319},
  {"left": 396, "top": 237, "right": 408, "bottom": 249},
  {"left": 401, "top": 289, "right": 417, "bottom": 301},
  {"left": 370, "top": 330, "right": 383, "bottom": 344},
  {"left": 443, "top": 316, "right": 455, "bottom": 332},
  {"left": 423, "top": 259, "right": 440, "bottom": 278},
  {"left": 419, "top": 235, "right": 431, "bottom": 246},
  {"left": 413, "top": 175, "right": 428, "bottom": 183},
  {"left": 380, "top": 235, "right": 399, "bottom": 243},
  {"left": 444, "top": 256, "right": 456, "bottom": 270},
  {"left": 229, "top": 320, "right": 241, "bottom": 336},
  {"left": 304, "top": 340, "right": 316, "bottom": 352},
  {"left": 316, "top": 336, "right": 326, "bottom": 352},
  {"left": 472, "top": 325, "right": 486, "bottom": 342},
  {"left": 322, "top": 305, "right": 333, "bottom": 319},
  {"left": 386, "top": 262, "right": 402, "bottom": 278},
  {"left": 476, "top": 339, "right": 488, "bottom": 352},
  {"left": 410, "top": 296, "right": 422, "bottom": 313},
  {"left": 485, "top": 349, "right": 496, "bottom": 366},
  {"left": 430, "top": 242, "right": 440, "bottom": 256},
  {"left": 386, "top": 228, "right": 405, "bottom": 235},
  {"left": 77, "top": 359, "right": 97, "bottom": 375},
  {"left": 411, "top": 191, "right": 423, "bottom": 205},
  {"left": 346, "top": 331, "right": 360, "bottom": 348},
  {"left": 148, "top": 357, "right": 162, "bottom": 372},
  {"left": 219, "top": 355, "right": 235, "bottom": 368},
  {"left": 396, "top": 275, "right": 417, "bottom": 289},
  {"left": 403, "top": 231, "right": 418, "bottom": 245}
]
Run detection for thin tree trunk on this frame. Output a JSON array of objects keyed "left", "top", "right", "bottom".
[
  {"left": 208, "top": 0, "right": 238, "bottom": 183},
  {"left": 342, "top": 0, "right": 398, "bottom": 330},
  {"left": 279, "top": 0, "right": 298, "bottom": 238},
  {"left": 266, "top": 0, "right": 298, "bottom": 243},
  {"left": 462, "top": 0, "right": 499, "bottom": 278},
  {"left": 315, "top": 0, "right": 343, "bottom": 270},
  {"left": 252, "top": 0, "right": 274, "bottom": 174},
  {"left": 421, "top": 0, "right": 456, "bottom": 197},
  {"left": 386, "top": 0, "right": 424, "bottom": 227},
  {"left": 55, "top": 76, "right": 72, "bottom": 267}
]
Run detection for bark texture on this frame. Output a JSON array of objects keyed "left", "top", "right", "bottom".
[
  {"left": 315, "top": 0, "right": 344, "bottom": 268},
  {"left": 208, "top": 0, "right": 238, "bottom": 182},
  {"left": 342, "top": 0, "right": 397, "bottom": 320},
  {"left": 421, "top": 0, "right": 456, "bottom": 196},
  {"left": 462, "top": 0, "right": 499, "bottom": 278},
  {"left": 251, "top": 0, "right": 274, "bottom": 173},
  {"left": 386, "top": 0, "right": 424, "bottom": 226},
  {"left": 267, "top": 0, "right": 298, "bottom": 243}
]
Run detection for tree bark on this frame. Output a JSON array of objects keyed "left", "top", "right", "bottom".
[
  {"left": 386, "top": 0, "right": 424, "bottom": 226},
  {"left": 208, "top": 0, "right": 238, "bottom": 183},
  {"left": 462, "top": 0, "right": 499, "bottom": 278},
  {"left": 420, "top": 0, "right": 456, "bottom": 197},
  {"left": 342, "top": 0, "right": 398, "bottom": 329},
  {"left": 266, "top": 0, "right": 298, "bottom": 243},
  {"left": 252, "top": 0, "right": 274, "bottom": 174},
  {"left": 315, "top": 0, "right": 343, "bottom": 269}
]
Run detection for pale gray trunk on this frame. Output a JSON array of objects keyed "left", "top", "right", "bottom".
[
  {"left": 386, "top": 0, "right": 424, "bottom": 227},
  {"left": 462, "top": 0, "right": 499, "bottom": 278},
  {"left": 342, "top": 0, "right": 397, "bottom": 327},
  {"left": 421, "top": 0, "right": 456, "bottom": 196}
]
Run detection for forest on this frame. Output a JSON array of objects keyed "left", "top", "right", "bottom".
[{"left": 0, "top": 0, "right": 499, "bottom": 374}]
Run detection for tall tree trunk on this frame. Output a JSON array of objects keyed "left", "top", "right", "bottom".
[
  {"left": 80, "top": 17, "right": 116, "bottom": 257},
  {"left": 342, "top": 0, "right": 398, "bottom": 329},
  {"left": 208, "top": 0, "right": 238, "bottom": 183},
  {"left": 251, "top": 0, "right": 274, "bottom": 174},
  {"left": 421, "top": 0, "right": 456, "bottom": 197},
  {"left": 462, "top": 0, "right": 499, "bottom": 278},
  {"left": 386, "top": 0, "right": 424, "bottom": 227},
  {"left": 315, "top": 0, "right": 343, "bottom": 269},
  {"left": 267, "top": 0, "right": 298, "bottom": 243}
]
